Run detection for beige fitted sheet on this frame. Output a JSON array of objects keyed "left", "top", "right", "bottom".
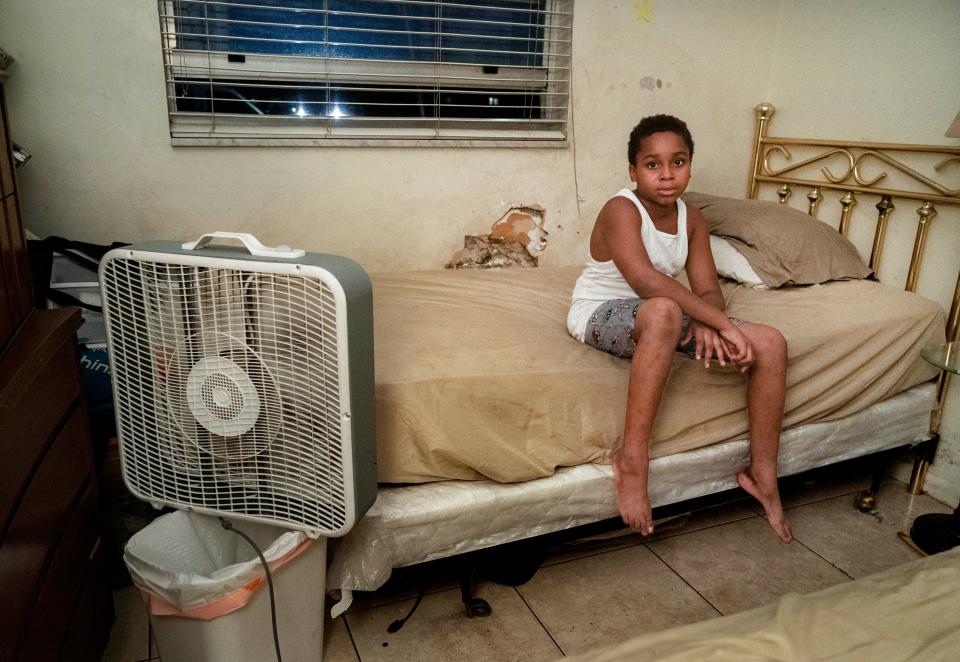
[
  {"left": 565, "top": 547, "right": 960, "bottom": 662},
  {"left": 372, "top": 267, "right": 943, "bottom": 484}
]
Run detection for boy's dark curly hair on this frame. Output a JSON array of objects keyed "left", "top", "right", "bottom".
[{"left": 627, "top": 115, "right": 695, "bottom": 165}]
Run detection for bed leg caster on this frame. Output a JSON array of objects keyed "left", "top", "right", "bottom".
[
  {"left": 856, "top": 449, "right": 893, "bottom": 512},
  {"left": 459, "top": 569, "right": 491, "bottom": 618},
  {"left": 465, "top": 598, "right": 492, "bottom": 618},
  {"left": 855, "top": 490, "right": 877, "bottom": 512},
  {"left": 856, "top": 458, "right": 885, "bottom": 511}
]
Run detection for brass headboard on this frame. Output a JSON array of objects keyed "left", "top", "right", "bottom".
[
  {"left": 746, "top": 102, "right": 960, "bottom": 442},
  {"left": 747, "top": 102, "right": 959, "bottom": 338}
]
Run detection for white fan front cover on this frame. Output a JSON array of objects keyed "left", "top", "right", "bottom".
[{"left": 102, "top": 257, "right": 355, "bottom": 536}]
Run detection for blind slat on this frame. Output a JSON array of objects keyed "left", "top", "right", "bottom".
[
  {"left": 170, "top": 98, "right": 570, "bottom": 111},
  {"left": 165, "top": 48, "right": 572, "bottom": 70},
  {"left": 167, "top": 80, "right": 570, "bottom": 95},
  {"left": 166, "top": 68, "right": 571, "bottom": 84},
  {"left": 161, "top": 11, "right": 573, "bottom": 32},
  {"left": 170, "top": 111, "right": 568, "bottom": 124},
  {"left": 162, "top": 32, "right": 572, "bottom": 60},
  {"left": 171, "top": 0, "right": 573, "bottom": 19},
  {"left": 161, "top": 18, "right": 572, "bottom": 44}
]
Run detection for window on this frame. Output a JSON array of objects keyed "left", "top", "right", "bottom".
[{"left": 158, "top": 0, "right": 573, "bottom": 144}]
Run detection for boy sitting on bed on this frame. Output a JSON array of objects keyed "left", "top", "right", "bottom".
[{"left": 566, "top": 115, "right": 793, "bottom": 544}]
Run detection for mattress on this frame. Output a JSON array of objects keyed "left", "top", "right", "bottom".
[
  {"left": 328, "top": 382, "right": 936, "bottom": 600},
  {"left": 372, "top": 267, "right": 944, "bottom": 483}
]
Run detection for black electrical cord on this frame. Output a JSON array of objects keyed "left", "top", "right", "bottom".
[
  {"left": 220, "top": 517, "right": 282, "bottom": 662},
  {"left": 387, "top": 584, "right": 426, "bottom": 633}
]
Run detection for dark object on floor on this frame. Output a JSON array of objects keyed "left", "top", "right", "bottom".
[
  {"left": 477, "top": 544, "right": 548, "bottom": 586},
  {"left": 460, "top": 567, "right": 492, "bottom": 618},
  {"left": 910, "top": 504, "right": 960, "bottom": 554},
  {"left": 387, "top": 586, "right": 426, "bottom": 632},
  {"left": 459, "top": 541, "right": 548, "bottom": 618}
]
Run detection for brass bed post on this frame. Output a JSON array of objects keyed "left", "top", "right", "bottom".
[
  {"left": 935, "top": 276, "right": 960, "bottom": 423},
  {"left": 894, "top": 200, "right": 945, "bottom": 494},
  {"left": 941, "top": 274, "right": 960, "bottom": 413},
  {"left": 806, "top": 186, "right": 823, "bottom": 217},
  {"left": 907, "top": 247, "right": 958, "bottom": 496},
  {"left": 869, "top": 196, "right": 895, "bottom": 272},
  {"left": 776, "top": 184, "right": 792, "bottom": 204},
  {"left": 748, "top": 103, "right": 775, "bottom": 199},
  {"left": 838, "top": 192, "right": 857, "bottom": 235},
  {"left": 905, "top": 202, "right": 937, "bottom": 293},
  {"left": 904, "top": 200, "right": 938, "bottom": 490}
]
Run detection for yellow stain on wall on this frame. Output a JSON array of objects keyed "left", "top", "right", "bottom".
[{"left": 633, "top": 0, "right": 653, "bottom": 23}]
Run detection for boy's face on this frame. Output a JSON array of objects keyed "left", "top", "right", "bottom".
[{"left": 628, "top": 131, "right": 692, "bottom": 208}]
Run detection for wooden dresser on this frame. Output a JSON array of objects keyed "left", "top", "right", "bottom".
[{"left": 0, "top": 60, "right": 114, "bottom": 662}]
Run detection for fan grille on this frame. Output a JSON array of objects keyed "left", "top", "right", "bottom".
[{"left": 102, "top": 257, "right": 349, "bottom": 534}]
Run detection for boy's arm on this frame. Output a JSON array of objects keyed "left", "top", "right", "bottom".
[
  {"left": 682, "top": 204, "right": 754, "bottom": 369},
  {"left": 684, "top": 205, "right": 726, "bottom": 312}
]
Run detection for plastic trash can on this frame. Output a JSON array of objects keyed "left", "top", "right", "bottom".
[{"left": 124, "top": 511, "right": 327, "bottom": 662}]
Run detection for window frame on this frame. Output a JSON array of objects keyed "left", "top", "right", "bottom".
[{"left": 158, "top": 0, "right": 573, "bottom": 146}]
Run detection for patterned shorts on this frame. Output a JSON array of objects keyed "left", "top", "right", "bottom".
[{"left": 584, "top": 298, "right": 746, "bottom": 359}]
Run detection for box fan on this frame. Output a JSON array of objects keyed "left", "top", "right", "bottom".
[{"left": 99, "top": 232, "right": 376, "bottom": 538}]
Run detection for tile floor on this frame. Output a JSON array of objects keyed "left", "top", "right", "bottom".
[{"left": 100, "top": 463, "right": 954, "bottom": 661}]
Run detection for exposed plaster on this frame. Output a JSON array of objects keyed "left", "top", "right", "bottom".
[
  {"left": 490, "top": 205, "right": 547, "bottom": 257},
  {"left": 447, "top": 205, "right": 547, "bottom": 269}
]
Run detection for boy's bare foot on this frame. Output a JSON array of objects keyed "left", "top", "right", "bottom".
[
  {"left": 613, "top": 450, "right": 654, "bottom": 535},
  {"left": 737, "top": 469, "right": 793, "bottom": 543}
]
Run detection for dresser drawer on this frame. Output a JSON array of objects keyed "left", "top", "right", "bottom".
[
  {"left": 59, "top": 542, "right": 115, "bottom": 662},
  {"left": 0, "top": 406, "right": 91, "bottom": 662},
  {"left": 0, "top": 337, "right": 84, "bottom": 535},
  {"left": 18, "top": 481, "right": 102, "bottom": 661}
]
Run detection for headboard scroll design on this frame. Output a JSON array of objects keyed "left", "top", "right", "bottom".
[{"left": 758, "top": 146, "right": 960, "bottom": 201}]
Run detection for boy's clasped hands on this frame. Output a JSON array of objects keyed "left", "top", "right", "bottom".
[{"left": 680, "top": 321, "right": 754, "bottom": 372}]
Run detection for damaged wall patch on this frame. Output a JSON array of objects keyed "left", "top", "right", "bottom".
[{"left": 448, "top": 205, "right": 547, "bottom": 269}]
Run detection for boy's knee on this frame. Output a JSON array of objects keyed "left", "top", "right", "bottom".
[
  {"left": 753, "top": 325, "right": 787, "bottom": 362},
  {"left": 635, "top": 298, "right": 683, "bottom": 343}
]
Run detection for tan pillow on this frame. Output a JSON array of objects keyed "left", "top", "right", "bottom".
[{"left": 683, "top": 191, "right": 873, "bottom": 288}]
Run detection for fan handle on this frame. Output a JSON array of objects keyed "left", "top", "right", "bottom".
[{"left": 182, "top": 231, "right": 305, "bottom": 259}]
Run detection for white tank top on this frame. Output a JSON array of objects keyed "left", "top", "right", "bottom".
[{"left": 567, "top": 189, "right": 688, "bottom": 341}]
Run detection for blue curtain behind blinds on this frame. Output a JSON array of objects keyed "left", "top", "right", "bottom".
[{"left": 175, "top": 0, "right": 545, "bottom": 67}]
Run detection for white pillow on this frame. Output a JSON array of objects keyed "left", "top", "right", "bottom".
[{"left": 709, "top": 235, "right": 768, "bottom": 289}]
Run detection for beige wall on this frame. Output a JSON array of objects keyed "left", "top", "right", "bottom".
[{"left": 2, "top": 1, "right": 958, "bottom": 501}]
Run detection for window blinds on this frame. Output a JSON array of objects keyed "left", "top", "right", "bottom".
[{"left": 158, "top": 0, "right": 573, "bottom": 144}]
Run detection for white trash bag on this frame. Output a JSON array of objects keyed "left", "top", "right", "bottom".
[{"left": 124, "top": 510, "right": 310, "bottom": 620}]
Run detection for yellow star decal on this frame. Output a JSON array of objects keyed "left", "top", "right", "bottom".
[{"left": 634, "top": 0, "right": 653, "bottom": 23}]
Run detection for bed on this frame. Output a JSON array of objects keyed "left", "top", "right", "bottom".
[{"left": 326, "top": 103, "right": 960, "bottom": 616}]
